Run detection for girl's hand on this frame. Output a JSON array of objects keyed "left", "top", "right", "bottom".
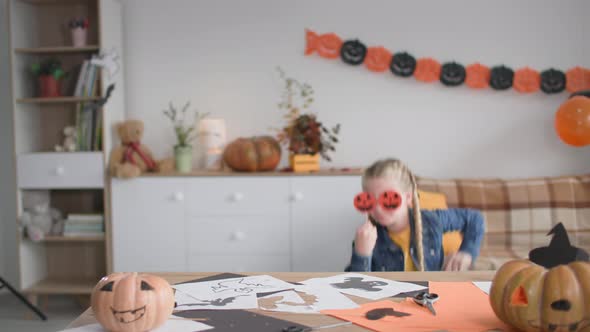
[
  {"left": 444, "top": 251, "right": 472, "bottom": 271},
  {"left": 354, "top": 216, "right": 377, "bottom": 257}
]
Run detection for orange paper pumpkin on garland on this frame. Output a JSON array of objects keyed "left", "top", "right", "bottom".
[
  {"left": 566, "top": 67, "right": 590, "bottom": 93},
  {"left": 305, "top": 30, "right": 342, "bottom": 59},
  {"left": 465, "top": 63, "right": 491, "bottom": 89},
  {"left": 364, "top": 46, "right": 392, "bottom": 72},
  {"left": 513, "top": 67, "right": 540, "bottom": 93},
  {"left": 414, "top": 58, "right": 441, "bottom": 83},
  {"left": 489, "top": 223, "right": 590, "bottom": 332},
  {"left": 555, "top": 93, "right": 590, "bottom": 147},
  {"left": 91, "top": 272, "right": 175, "bottom": 332}
]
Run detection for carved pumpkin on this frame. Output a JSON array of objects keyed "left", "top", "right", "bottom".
[
  {"left": 91, "top": 273, "right": 175, "bottom": 332},
  {"left": 489, "top": 223, "right": 590, "bottom": 332},
  {"left": 354, "top": 192, "right": 376, "bottom": 212},
  {"left": 379, "top": 190, "right": 402, "bottom": 211},
  {"left": 223, "top": 136, "right": 281, "bottom": 172}
]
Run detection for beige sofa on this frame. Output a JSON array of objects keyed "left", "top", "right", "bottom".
[{"left": 417, "top": 174, "right": 590, "bottom": 270}]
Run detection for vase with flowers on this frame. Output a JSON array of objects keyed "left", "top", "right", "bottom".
[
  {"left": 31, "top": 58, "right": 66, "bottom": 98},
  {"left": 163, "top": 101, "right": 208, "bottom": 173},
  {"left": 276, "top": 67, "right": 340, "bottom": 172}
]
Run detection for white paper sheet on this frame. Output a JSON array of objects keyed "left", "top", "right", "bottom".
[
  {"left": 173, "top": 275, "right": 295, "bottom": 300},
  {"left": 301, "top": 273, "right": 426, "bottom": 300},
  {"left": 259, "top": 284, "right": 359, "bottom": 314},
  {"left": 175, "top": 289, "right": 259, "bottom": 310},
  {"left": 60, "top": 315, "right": 213, "bottom": 332},
  {"left": 473, "top": 281, "right": 492, "bottom": 295}
]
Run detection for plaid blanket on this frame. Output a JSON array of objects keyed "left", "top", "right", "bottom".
[{"left": 416, "top": 174, "right": 590, "bottom": 270}]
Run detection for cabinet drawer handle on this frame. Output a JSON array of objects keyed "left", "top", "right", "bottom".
[
  {"left": 55, "top": 166, "right": 65, "bottom": 176},
  {"left": 231, "top": 192, "right": 244, "bottom": 202},
  {"left": 231, "top": 231, "right": 246, "bottom": 241},
  {"left": 292, "top": 192, "right": 304, "bottom": 201},
  {"left": 173, "top": 192, "right": 184, "bottom": 201}
]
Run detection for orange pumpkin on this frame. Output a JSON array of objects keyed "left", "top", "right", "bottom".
[
  {"left": 489, "top": 223, "right": 590, "bottom": 332},
  {"left": 91, "top": 273, "right": 175, "bottom": 332},
  {"left": 223, "top": 136, "right": 281, "bottom": 172}
]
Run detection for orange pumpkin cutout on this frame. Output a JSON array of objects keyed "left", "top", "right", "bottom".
[
  {"left": 555, "top": 95, "right": 590, "bottom": 147},
  {"left": 91, "top": 272, "right": 175, "bottom": 332},
  {"left": 364, "top": 46, "right": 392, "bottom": 72},
  {"left": 465, "top": 63, "right": 490, "bottom": 89},
  {"left": 305, "top": 30, "right": 343, "bottom": 59},
  {"left": 379, "top": 190, "right": 402, "bottom": 211},
  {"left": 513, "top": 67, "right": 540, "bottom": 93},
  {"left": 354, "top": 192, "right": 376, "bottom": 213},
  {"left": 566, "top": 67, "right": 590, "bottom": 93},
  {"left": 414, "top": 58, "right": 441, "bottom": 83}
]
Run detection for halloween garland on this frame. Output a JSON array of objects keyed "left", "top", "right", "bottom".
[{"left": 305, "top": 29, "right": 590, "bottom": 94}]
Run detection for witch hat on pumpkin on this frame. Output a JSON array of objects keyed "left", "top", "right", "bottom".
[{"left": 529, "top": 222, "right": 589, "bottom": 269}]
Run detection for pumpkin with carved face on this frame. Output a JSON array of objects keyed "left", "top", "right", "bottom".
[
  {"left": 354, "top": 192, "right": 376, "bottom": 212},
  {"left": 379, "top": 190, "right": 402, "bottom": 211},
  {"left": 489, "top": 223, "right": 590, "bottom": 332},
  {"left": 91, "top": 273, "right": 175, "bottom": 332}
]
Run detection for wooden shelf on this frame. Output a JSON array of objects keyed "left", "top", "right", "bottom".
[
  {"left": 14, "top": 46, "right": 100, "bottom": 54},
  {"left": 16, "top": 96, "right": 101, "bottom": 104},
  {"left": 43, "top": 235, "right": 104, "bottom": 242},
  {"left": 24, "top": 277, "right": 97, "bottom": 295},
  {"left": 17, "top": 0, "right": 94, "bottom": 5}
]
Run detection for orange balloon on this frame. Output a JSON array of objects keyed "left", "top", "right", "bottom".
[{"left": 555, "top": 96, "right": 590, "bottom": 147}]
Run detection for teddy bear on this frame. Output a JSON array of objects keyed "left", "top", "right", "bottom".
[
  {"left": 20, "top": 203, "right": 63, "bottom": 242},
  {"left": 108, "top": 119, "right": 175, "bottom": 178},
  {"left": 54, "top": 125, "right": 77, "bottom": 152}
]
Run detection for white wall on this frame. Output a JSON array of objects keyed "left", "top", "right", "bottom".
[
  {"left": 0, "top": 0, "right": 17, "bottom": 285},
  {"left": 123, "top": 0, "right": 590, "bottom": 179}
]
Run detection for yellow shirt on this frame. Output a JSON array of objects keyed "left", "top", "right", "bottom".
[{"left": 389, "top": 228, "right": 463, "bottom": 271}]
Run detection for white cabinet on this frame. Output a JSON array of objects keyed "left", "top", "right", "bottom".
[
  {"left": 110, "top": 176, "right": 362, "bottom": 273},
  {"left": 111, "top": 178, "right": 187, "bottom": 272},
  {"left": 290, "top": 177, "right": 361, "bottom": 271}
]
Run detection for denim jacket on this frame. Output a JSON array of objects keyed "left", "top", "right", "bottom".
[{"left": 345, "top": 208, "right": 485, "bottom": 272}]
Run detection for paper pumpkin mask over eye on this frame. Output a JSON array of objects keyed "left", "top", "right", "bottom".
[
  {"left": 378, "top": 190, "right": 402, "bottom": 211},
  {"left": 489, "top": 223, "right": 590, "bottom": 332},
  {"left": 91, "top": 272, "right": 175, "bottom": 332},
  {"left": 354, "top": 191, "right": 402, "bottom": 213},
  {"left": 354, "top": 192, "right": 376, "bottom": 212}
]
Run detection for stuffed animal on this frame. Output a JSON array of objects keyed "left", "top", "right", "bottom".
[
  {"left": 20, "top": 203, "right": 63, "bottom": 242},
  {"left": 55, "top": 126, "right": 77, "bottom": 152},
  {"left": 108, "top": 119, "right": 175, "bottom": 178}
]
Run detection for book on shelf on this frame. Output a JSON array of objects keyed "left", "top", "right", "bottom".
[
  {"left": 66, "top": 213, "right": 104, "bottom": 222},
  {"left": 73, "top": 55, "right": 102, "bottom": 152}
]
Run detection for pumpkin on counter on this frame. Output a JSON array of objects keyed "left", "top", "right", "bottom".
[
  {"left": 223, "top": 136, "right": 281, "bottom": 172},
  {"left": 91, "top": 272, "right": 175, "bottom": 332},
  {"left": 489, "top": 223, "right": 590, "bottom": 332}
]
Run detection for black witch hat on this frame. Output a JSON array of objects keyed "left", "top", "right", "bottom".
[{"left": 529, "top": 222, "right": 589, "bottom": 269}]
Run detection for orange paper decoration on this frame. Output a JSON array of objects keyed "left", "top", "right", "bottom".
[
  {"left": 465, "top": 63, "right": 490, "bottom": 89},
  {"left": 364, "top": 46, "right": 392, "bottom": 72},
  {"left": 305, "top": 30, "right": 342, "bottom": 59},
  {"left": 513, "top": 67, "right": 540, "bottom": 93},
  {"left": 414, "top": 58, "right": 441, "bottom": 83},
  {"left": 555, "top": 95, "right": 590, "bottom": 147},
  {"left": 566, "top": 67, "right": 590, "bottom": 93}
]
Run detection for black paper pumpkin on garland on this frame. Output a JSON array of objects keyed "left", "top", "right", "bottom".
[
  {"left": 440, "top": 62, "right": 466, "bottom": 86},
  {"left": 540, "top": 68, "right": 566, "bottom": 94},
  {"left": 490, "top": 66, "right": 514, "bottom": 90},
  {"left": 340, "top": 40, "right": 367, "bottom": 65},
  {"left": 390, "top": 52, "right": 416, "bottom": 77}
]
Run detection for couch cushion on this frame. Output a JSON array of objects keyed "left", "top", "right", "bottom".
[{"left": 417, "top": 190, "right": 448, "bottom": 210}]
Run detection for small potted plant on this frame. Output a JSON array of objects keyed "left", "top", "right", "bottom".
[
  {"left": 276, "top": 67, "right": 340, "bottom": 172},
  {"left": 163, "top": 101, "right": 208, "bottom": 173},
  {"left": 69, "top": 17, "right": 89, "bottom": 47},
  {"left": 31, "top": 58, "right": 66, "bottom": 98}
]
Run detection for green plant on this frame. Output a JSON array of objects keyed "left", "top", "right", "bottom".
[
  {"left": 163, "top": 101, "right": 208, "bottom": 148},
  {"left": 30, "top": 58, "right": 66, "bottom": 80},
  {"left": 276, "top": 67, "right": 340, "bottom": 161}
]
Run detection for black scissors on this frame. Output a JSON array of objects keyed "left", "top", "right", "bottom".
[{"left": 413, "top": 291, "right": 439, "bottom": 316}]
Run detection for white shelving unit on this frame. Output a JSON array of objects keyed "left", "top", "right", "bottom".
[{"left": 7, "top": 0, "right": 125, "bottom": 303}]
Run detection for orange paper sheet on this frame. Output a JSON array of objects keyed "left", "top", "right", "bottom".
[{"left": 321, "top": 282, "right": 516, "bottom": 332}]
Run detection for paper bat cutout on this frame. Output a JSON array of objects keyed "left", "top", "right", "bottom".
[{"left": 529, "top": 222, "right": 590, "bottom": 268}]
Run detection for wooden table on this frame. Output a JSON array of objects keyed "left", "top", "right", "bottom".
[{"left": 67, "top": 271, "right": 496, "bottom": 331}]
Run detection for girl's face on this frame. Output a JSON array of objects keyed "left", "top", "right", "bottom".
[{"left": 363, "top": 176, "right": 413, "bottom": 232}]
